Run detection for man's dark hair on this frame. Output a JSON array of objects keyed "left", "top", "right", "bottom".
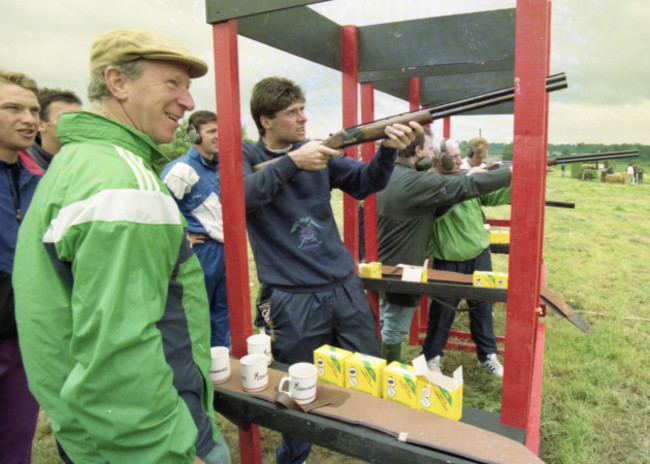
[
  {"left": 398, "top": 126, "right": 432, "bottom": 158},
  {"left": 250, "top": 77, "right": 305, "bottom": 137},
  {"left": 38, "top": 88, "right": 82, "bottom": 121},
  {"left": 187, "top": 110, "right": 217, "bottom": 134}
]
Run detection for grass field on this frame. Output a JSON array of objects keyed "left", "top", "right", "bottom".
[{"left": 31, "top": 170, "right": 649, "bottom": 463}]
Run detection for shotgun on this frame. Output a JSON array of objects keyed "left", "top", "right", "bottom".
[
  {"left": 486, "top": 149, "right": 639, "bottom": 171},
  {"left": 252, "top": 73, "right": 568, "bottom": 172}
]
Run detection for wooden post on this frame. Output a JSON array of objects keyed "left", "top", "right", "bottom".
[
  {"left": 360, "top": 81, "right": 380, "bottom": 333},
  {"left": 211, "top": 19, "right": 261, "bottom": 464},
  {"left": 500, "top": 1, "right": 549, "bottom": 450},
  {"left": 341, "top": 26, "right": 359, "bottom": 261}
]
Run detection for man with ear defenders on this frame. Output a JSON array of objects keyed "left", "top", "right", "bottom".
[
  {"left": 377, "top": 136, "right": 512, "bottom": 365},
  {"left": 161, "top": 110, "right": 230, "bottom": 348},
  {"left": 423, "top": 137, "right": 510, "bottom": 378},
  {"left": 461, "top": 136, "right": 489, "bottom": 169}
]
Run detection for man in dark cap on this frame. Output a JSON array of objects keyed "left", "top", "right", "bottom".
[{"left": 12, "top": 30, "right": 229, "bottom": 463}]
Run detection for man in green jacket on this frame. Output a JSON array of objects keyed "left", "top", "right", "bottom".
[
  {"left": 377, "top": 135, "right": 512, "bottom": 365},
  {"left": 12, "top": 30, "right": 229, "bottom": 464},
  {"left": 423, "top": 139, "right": 510, "bottom": 378}
]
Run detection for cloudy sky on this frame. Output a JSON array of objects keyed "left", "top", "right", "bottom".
[{"left": 2, "top": 0, "right": 648, "bottom": 144}]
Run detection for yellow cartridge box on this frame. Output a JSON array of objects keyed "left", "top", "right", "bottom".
[
  {"left": 382, "top": 362, "right": 418, "bottom": 408},
  {"left": 359, "top": 262, "right": 382, "bottom": 278},
  {"left": 416, "top": 365, "right": 464, "bottom": 421},
  {"left": 313, "top": 345, "right": 353, "bottom": 387},
  {"left": 345, "top": 353, "right": 386, "bottom": 397}
]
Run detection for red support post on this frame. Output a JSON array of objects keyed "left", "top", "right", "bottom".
[
  {"left": 500, "top": 0, "right": 549, "bottom": 441},
  {"left": 341, "top": 26, "right": 359, "bottom": 262},
  {"left": 360, "top": 82, "right": 380, "bottom": 333},
  {"left": 407, "top": 77, "right": 428, "bottom": 346},
  {"left": 211, "top": 20, "right": 261, "bottom": 464},
  {"left": 443, "top": 117, "right": 451, "bottom": 138}
]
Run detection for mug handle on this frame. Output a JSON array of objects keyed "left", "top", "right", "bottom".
[{"left": 278, "top": 376, "right": 290, "bottom": 393}]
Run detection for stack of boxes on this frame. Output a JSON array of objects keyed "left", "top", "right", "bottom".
[{"left": 313, "top": 345, "right": 463, "bottom": 420}]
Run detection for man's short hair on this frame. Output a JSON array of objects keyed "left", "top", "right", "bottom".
[
  {"left": 37, "top": 88, "right": 82, "bottom": 121},
  {"left": 433, "top": 138, "right": 460, "bottom": 160},
  {"left": 0, "top": 68, "right": 38, "bottom": 97},
  {"left": 87, "top": 59, "right": 144, "bottom": 104},
  {"left": 467, "top": 137, "right": 489, "bottom": 159},
  {"left": 250, "top": 77, "right": 305, "bottom": 137},
  {"left": 398, "top": 126, "right": 432, "bottom": 158},
  {"left": 187, "top": 110, "right": 217, "bottom": 134}
]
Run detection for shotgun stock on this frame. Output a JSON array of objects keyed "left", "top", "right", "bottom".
[{"left": 252, "top": 73, "right": 568, "bottom": 172}]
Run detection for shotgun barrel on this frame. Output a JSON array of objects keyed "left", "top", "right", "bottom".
[
  {"left": 549, "top": 149, "right": 639, "bottom": 165},
  {"left": 486, "top": 149, "right": 639, "bottom": 171},
  {"left": 252, "top": 74, "right": 568, "bottom": 172}
]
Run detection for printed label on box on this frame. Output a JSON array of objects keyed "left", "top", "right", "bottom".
[
  {"left": 345, "top": 353, "right": 386, "bottom": 397},
  {"left": 314, "top": 345, "right": 352, "bottom": 387},
  {"left": 383, "top": 362, "right": 418, "bottom": 408}
]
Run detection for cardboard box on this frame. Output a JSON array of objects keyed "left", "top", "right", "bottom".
[
  {"left": 397, "top": 263, "right": 428, "bottom": 282},
  {"left": 382, "top": 362, "right": 418, "bottom": 408},
  {"left": 345, "top": 353, "right": 386, "bottom": 397},
  {"left": 495, "top": 272, "right": 508, "bottom": 289},
  {"left": 412, "top": 355, "right": 463, "bottom": 420},
  {"left": 359, "top": 262, "right": 382, "bottom": 278},
  {"left": 473, "top": 270, "right": 496, "bottom": 287},
  {"left": 314, "top": 345, "right": 353, "bottom": 387}
]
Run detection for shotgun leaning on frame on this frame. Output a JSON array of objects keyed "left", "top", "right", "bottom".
[{"left": 252, "top": 73, "right": 569, "bottom": 172}]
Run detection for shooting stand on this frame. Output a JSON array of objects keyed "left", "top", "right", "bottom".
[{"left": 208, "top": 1, "right": 553, "bottom": 461}]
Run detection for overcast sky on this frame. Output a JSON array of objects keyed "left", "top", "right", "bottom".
[{"left": 2, "top": 0, "right": 648, "bottom": 144}]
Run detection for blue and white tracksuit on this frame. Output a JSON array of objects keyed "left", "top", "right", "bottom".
[{"left": 161, "top": 146, "right": 229, "bottom": 348}]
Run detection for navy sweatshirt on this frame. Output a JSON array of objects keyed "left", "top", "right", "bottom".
[{"left": 243, "top": 139, "right": 396, "bottom": 291}]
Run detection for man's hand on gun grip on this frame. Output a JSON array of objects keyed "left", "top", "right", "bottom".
[
  {"left": 289, "top": 140, "right": 339, "bottom": 172},
  {"left": 382, "top": 121, "right": 423, "bottom": 150}
]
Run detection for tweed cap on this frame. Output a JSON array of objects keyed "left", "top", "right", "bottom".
[{"left": 90, "top": 29, "right": 208, "bottom": 78}]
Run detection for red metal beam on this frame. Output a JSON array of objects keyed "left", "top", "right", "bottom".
[
  {"left": 501, "top": 0, "right": 549, "bottom": 432},
  {"left": 341, "top": 26, "right": 359, "bottom": 262},
  {"left": 443, "top": 117, "right": 451, "bottom": 138},
  {"left": 525, "top": 323, "right": 546, "bottom": 453},
  {"left": 211, "top": 20, "right": 261, "bottom": 464},
  {"left": 360, "top": 81, "right": 380, "bottom": 333}
]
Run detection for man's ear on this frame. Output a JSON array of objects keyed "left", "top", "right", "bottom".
[
  {"left": 37, "top": 120, "right": 47, "bottom": 132},
  {"left": 104, "top": 66, "right": 129, "bottom": 101},
  {"left": 260, "top": 115, "right": 272, "bottom": 131}
]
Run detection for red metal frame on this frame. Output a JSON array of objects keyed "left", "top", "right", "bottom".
[
  {"left": 212, "top": 19, "right": 261, "bottom": 464},
  {"left": 341, "top": 26, "right": 360, "bottom": 262},
  {"left": 501, "top": 2, "right": 550, "bottom": 452},
  {"left": 210, "top": 2, "right": 552, "bottom": 458},
  {"left": 360, "top": 82, "right": 381, "bottom": 333}
]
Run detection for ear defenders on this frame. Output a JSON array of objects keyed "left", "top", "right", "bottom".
[
  {"left": 187, "top": 124, "right": 202, "bottom": 144},
  {"left": 440, "top": 139, "right": 455, "bottom": 171},
  {"left": 466, "top": 143, "right": 475, "bottom": 159}
]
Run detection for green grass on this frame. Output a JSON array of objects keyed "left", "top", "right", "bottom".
[{"left": 31, "top": 172, "right": 649, "bottom": 463}]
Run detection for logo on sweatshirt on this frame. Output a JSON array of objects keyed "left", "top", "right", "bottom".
[{"left": 290, "top": 216, "right": 323, "bottom": 249}]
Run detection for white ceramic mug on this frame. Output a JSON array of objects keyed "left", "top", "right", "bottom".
[
  {"left": 278, "top": 362, "right": 318, "bottom": 405},
  {"left": 247, "top": 333, "right": 272, "bottom": 365},
  {"left": 240, "top": 353, "right": 269, "bottom": 392},
  {"left": 209, "top": 346, "right": 231, "bottom": 384}
]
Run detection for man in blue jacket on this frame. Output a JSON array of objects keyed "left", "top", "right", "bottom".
[
  {"left": 162, "top": 110, "right": 229, "bottom": 347},
  {"left": 243, "top": 76, "right": 420, "bottom": 464},
  {"left": 0, "top": 68, "right": 42, "bottom": 464}
]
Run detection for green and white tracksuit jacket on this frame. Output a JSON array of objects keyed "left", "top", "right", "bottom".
[{"left": 12, "top": 111, "right": 221, "bottom": 463}]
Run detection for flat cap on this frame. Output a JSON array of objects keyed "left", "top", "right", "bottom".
[{"left": 90, "top": 29, "right": 208, "bottom": 78}]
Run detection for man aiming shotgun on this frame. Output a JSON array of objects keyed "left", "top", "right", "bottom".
[{"left": 252, "top": 73, "right": 567, "bottom": 172}]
